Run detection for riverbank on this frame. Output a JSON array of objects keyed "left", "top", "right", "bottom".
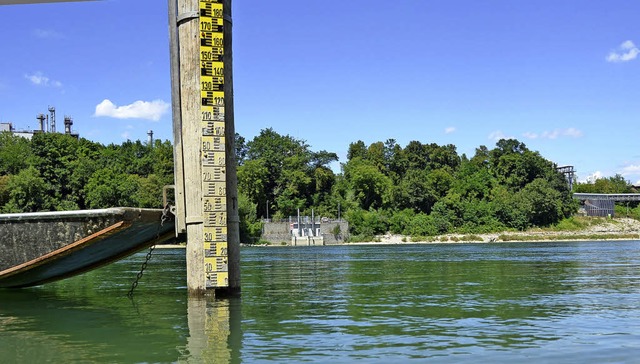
[
  {"left": 158, "top": 217, "right": 640, "bottom": 247},
  {"left": 366, "top": 217, "right": 640, "bottom": 244}
]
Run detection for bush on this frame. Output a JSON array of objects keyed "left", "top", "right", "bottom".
[
  {"left": 388, "top": 208, "right": 415, "bottom": 234},
  {"left": 346, "top": 208, "right": 389, "bottom": 237},
  {"left": 553, "top": 216, "right": 588, "bottom": 231},
  {"left": 407, "top": 213, "right": 437, "bottom": 236}
]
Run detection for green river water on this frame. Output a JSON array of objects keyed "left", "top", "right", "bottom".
[{"left": 1, "top": 241, "right": 639, "bottom": 363}]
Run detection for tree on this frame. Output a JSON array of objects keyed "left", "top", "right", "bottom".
[
  {"left": 519, "top": 178, "right": 564, "bottom": 227},
  {"left": 237, "top": 159, "right": 269, "bottom": 214},
  {"left": 238, "top": 192, "right": 261, "bottom": 243},
  {"left": 347, "top": 140, "right": 367, "bottom": 161},
  {"left": 492, "top": 185, "right": 530, "bottom": 230},
  {"left": 238, "top": 128, "right": 339, "bottom": 219},
  {"left": 452, "top": 159, "right": 494, "bottom": 201},
  {"left": 384, "top": 138, "right": 406, "bottom": 178},
  {"left": 30, "top": 133, "right": 79, "bottom": 204},
  {"left": 0, "top": 131, "right": 32, "bottom": 176},
  {"left": 4, "top": 166, "right": 50, "bottom": 212},
  {"left": 0, "top": 175, "right": 9, "bottom": 208},
  {"left": 235, "top": 133, "right": 248, "bottom": 166},
  {"left": 404, "top": 140, "right": 429, "bottom": 171},
  {"left": 343, "top": 157, "right": 391, "bottom": 210},
  {"left": 575, "top": 174, "right": 631, "bottom": 194},
  {"left": 85, "top": 167, "right": 140, "bottom": 208}
]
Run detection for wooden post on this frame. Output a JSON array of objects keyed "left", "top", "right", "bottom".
[
  {"left": 168, "top": 0, "right": 187, "bottom": 237},
  {"left": 221, "top": 0, "right": 241, "bottom": 295},
  {"left": 177, "top": 0, "right": 205, "bottom": 295},
  {"left": 171, "top": 0, "right": 239, "bottom": 296}
]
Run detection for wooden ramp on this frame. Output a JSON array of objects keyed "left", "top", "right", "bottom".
[{"left": 0, "top": 208, "right": 175, "bottom": 288}]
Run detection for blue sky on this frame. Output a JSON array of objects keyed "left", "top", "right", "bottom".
[{"left": 0, "top": 0, "right": 639, "bottom": 184}]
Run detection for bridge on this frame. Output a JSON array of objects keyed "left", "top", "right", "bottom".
[
  {"left": 573, "top": 193, "right": 640, "bottom": 202},
  {"left": 573, "top": 193, "right": 640, "bottom": 217}
]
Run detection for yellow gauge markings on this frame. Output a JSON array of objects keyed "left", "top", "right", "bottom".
[{"left": 200, "top": 0, "right": 227, "bottom": 288}]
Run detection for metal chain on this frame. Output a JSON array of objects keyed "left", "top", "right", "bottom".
[
  {"left": 127, "top": 245, "right": 155, "bottom": 298},
  {"left": 126, "top": 204, "right": 172, "bottom": 298}
]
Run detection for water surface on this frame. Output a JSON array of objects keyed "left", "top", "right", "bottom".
[{"left": 1, "top": 241, "right": 639, "bottom": 363}]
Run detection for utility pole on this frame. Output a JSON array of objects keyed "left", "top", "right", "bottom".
[{"left": 170, "top": 0, "right": 239, "bottom": 296}]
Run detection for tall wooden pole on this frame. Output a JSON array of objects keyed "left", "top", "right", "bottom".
[
  {"left": 170, "top": 0, "right": 239, "bottom": 296},
  {"left": 222, "top": 0, "right": 241, "bottom": 295}
]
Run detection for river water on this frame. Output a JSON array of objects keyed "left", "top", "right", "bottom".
[{"left": 1, "top": 241, "right": 639, "bottom": 363}]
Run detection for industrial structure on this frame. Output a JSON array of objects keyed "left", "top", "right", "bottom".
[
  {"left": 557, "top": 165, "right": 576, "bottom": 191},
  {"left": 1, "top": 106, "right": 79, "bottom": 139}
]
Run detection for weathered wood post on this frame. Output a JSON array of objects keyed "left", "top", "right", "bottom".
[{"left": 169, "top": 0, "right": 240, "bottom": 296}]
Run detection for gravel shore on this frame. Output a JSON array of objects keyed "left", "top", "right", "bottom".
[{"left": 370, "top": 218, "right": 640, "bottom": 244}]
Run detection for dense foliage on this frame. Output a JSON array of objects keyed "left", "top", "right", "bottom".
[
  {"left": 0, "top": 132, "right": 173, "bottom": 212},
  {"left": 237, "top": 130, "right": 580, "bottom": 241},
  {"left": 337, "top": 138, "right": 578, "bottom": 240},
  {"left": 7, "top": 128, "right": 628, "bottom": 242}
]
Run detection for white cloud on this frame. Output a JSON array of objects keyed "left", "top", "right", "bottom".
[
  {"left": 121, "top": 131, "right": 131, "bottom": 140},
  {"left": 523, "top": 128, "right": 583, "bottom": 140},
  {"left": 581, "top": 171, "right": 603, "bottom": 184},
  {"left": 25, "top": 72, "right": 62, "bottom": 88},
  {"left": 606, "top": 40, "right": 639, "bottom": 63},
  {"left": 444, "top": 126, "right": 456, "bottom": 134},
  {"left": 563, "top": 127, "right": 584, "bottom": 138},
  {"left": 621, "top": 164, "right": 640, "bottom": 182},
  {"left": 94, "top": 99, "right": 169, "bottom": 121}
]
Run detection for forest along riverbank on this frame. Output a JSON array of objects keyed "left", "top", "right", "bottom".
[{"left": 366, "top": 217, "right": 640, "bottom": 244}]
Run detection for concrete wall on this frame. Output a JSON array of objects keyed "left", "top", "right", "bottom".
[
  {"left": 262, "top": 220, "right": 349, "bottom": 245},
  {"left": 0, "top": 215, "right": 120, "bottom": 271},
  {"left": 261, "top": 221, "right": 291, "bottom": 244}
]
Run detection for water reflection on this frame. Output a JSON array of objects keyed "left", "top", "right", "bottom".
[
  {"left": 178, "top": 296, "right": 242, "bottom": 364},
  {"left": 0, "top": 249, "right": 243, "bottom": 363}
]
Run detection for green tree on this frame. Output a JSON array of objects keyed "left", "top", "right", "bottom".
[
  {"left": 492, "top": 185, "right": 530, "bottom": 230},
  {"left": 237, "top": 159, "right": 269, "bottom": 214},
  {"left": 30, "top": 133, "right": 79, "bottom": 205},
  {"left": 343, "top": 157, "right": 391, "bottom": 210},
  {"left": 238, "top": 192, "right": 262, "bottom": 243},
  {"left": 0, "top": 175, "right": 9, "bottom": 208},
  {"left": 238, "top": 128, "right": 338, "bottom": 219},
  {"left": 85, "top": 167, "right": 140, "bottom": 208},
  {"left": 519, "top": 178, "right": 564, "bottom": 227},
  {"left": 0, "top": 131, "right": 32, "bottom": 175},
  {"left": 347, "top": 140, "right": 368, "bottom": 161},
  {"left": 574, "top": 174, "right": 631, "bottom": 194},
  {"left": 4, "top": 166, "right": 51, "bottom": 212}
]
